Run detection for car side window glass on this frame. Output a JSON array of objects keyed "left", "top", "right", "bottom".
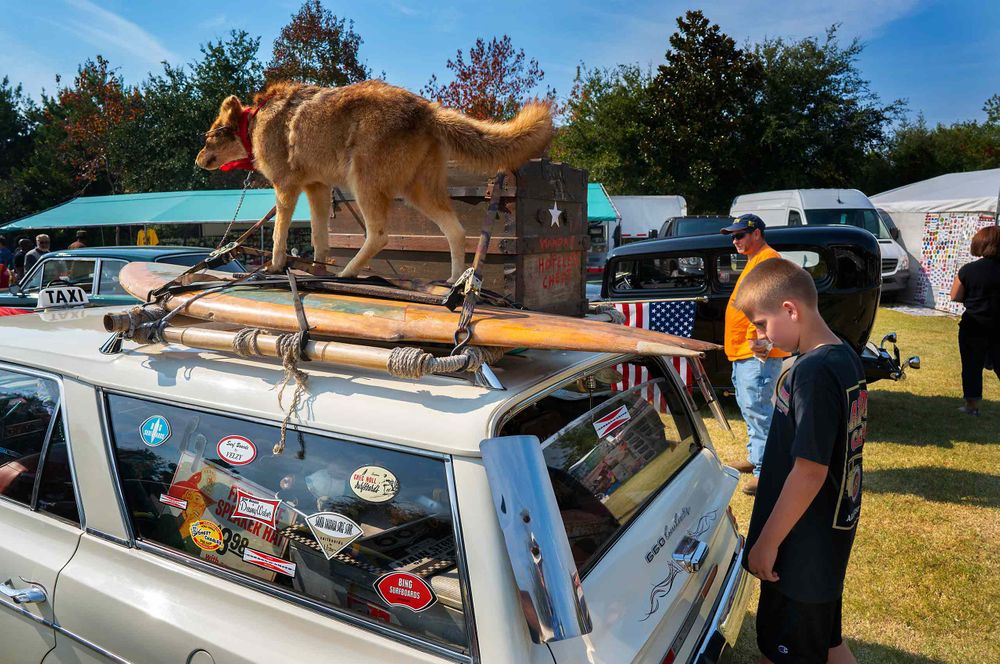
[
  {"left": 716, "top": 253, "right": 748, "bottom": 287},
  {"left": 98, "top": 260, "right": 129, "bottom": 295},
  {"left": 23, "top": 259, "right": 95, "bottom": 294},
  {"left": 788, "top": 210, "right": 803, "bottom": 226},
  {"left": 611, "top": 256, "right": 706, "bottom": 293},
  {"left": 779, "top": 250, "right": 829, "bottom": 283},
  {"left": 0, "top": 370, "right": 78, "bottom": 524},
  {"left": 107, "top": 394, "right": 469, "bottom": 654}
]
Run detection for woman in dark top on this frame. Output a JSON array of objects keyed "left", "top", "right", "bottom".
[{"left": 951, "top": 225, "right": 1000, "bottom": 416}]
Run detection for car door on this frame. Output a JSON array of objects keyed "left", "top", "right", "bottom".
[
  {"left": 4, "top": 258, "right": 97, "bottom": 309},
  {"left": 0, "top": 365, "right": 83, "bottom": 663}
]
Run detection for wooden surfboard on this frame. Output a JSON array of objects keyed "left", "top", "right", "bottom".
[{"left": 118, "top": 262, "right": 719, "bottom": 357}]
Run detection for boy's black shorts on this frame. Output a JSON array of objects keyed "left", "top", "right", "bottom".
[{"left": 756, "top": 582, "right": 842, "bottom": 663}]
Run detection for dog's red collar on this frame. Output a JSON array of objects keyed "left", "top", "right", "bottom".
[{"left": 220, "top": 97, "right": 272, "bottom": 172}]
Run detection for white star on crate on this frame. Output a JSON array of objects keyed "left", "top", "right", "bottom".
[{"left": 549, "top": 202, "right": 562, "bottom": 227}]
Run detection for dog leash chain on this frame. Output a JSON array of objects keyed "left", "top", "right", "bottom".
[{"left": 218, "top": 170, "right": 255, "bottom": 250}]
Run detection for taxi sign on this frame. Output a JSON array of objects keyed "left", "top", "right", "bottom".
[{"left": 37, "top": 286, "right": 89, "bottom": 310}]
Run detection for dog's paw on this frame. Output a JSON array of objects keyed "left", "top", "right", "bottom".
[
  {"left": 264, "top": 260, "right": 286, "bottom": 274},
  {"left": 335, "top": 268, "right": 358, "bottom": 279}
]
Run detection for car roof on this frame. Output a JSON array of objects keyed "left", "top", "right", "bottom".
[
  {"left": 609, "top": 225, "right": 879, "bottom": 258},
  {"left": 0, "top": 308, "right": 607, "bottom": 457},
  {"left": 39, "top": 246, "right": 215, "bottom": 261}
]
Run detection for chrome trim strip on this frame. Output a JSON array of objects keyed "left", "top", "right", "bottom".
[
  {"left": 445, "top": 457, "right": 480, "bottom": 662},
  {"left": 96, "top": 387, "right": 136, "bottom": 542},
  {"left": 0, "top": 596, "right": 51, "bottom": 626},
  {"left": 0, "top": 361, "right": 86, "bottom": 530},
  {"left": 131, "top": 539, "right": 471, "bottom": 663},
  {"left": 53, "top": 622, "right": 132, "bottom": 664},
  {"left": 85, "top": 527, "right": 131, "bottom": 548}
]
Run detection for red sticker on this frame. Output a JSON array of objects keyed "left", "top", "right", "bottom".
[
  {"left": 374, "top": 572, "right": 437, "bottom": 613},
  {"left": 232, "top": 488, "right": 280, "bottom": 528}
]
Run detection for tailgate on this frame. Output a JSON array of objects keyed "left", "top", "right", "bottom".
[{"left": 549, "top": 450, "right": 739, "bottom": 664}]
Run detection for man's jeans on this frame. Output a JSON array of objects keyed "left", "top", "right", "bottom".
[{"left": 732, "top": 357, "right": 783, "bottom": 476}]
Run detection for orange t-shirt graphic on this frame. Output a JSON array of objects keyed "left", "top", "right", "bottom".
[{"left": 724, "top": 245, "right": 792, "bottom": 362}]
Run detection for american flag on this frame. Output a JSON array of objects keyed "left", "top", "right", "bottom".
[{"left": 612, "top": 300, "right": 697, "bottom": 404}]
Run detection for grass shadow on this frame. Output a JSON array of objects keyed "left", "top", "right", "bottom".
[
  {"left": 865, "top": 466, "right": 999, "bottom": 508},
  {"left": 866, "top": 391, "right": 1000, "bottom": 447}
]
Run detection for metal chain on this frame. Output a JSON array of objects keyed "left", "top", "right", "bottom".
[{"left": 217, "top": 170, "right": 255, "bottom": 249}]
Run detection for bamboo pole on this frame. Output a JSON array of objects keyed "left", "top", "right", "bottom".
[{"left": 162, "top": 325, "right": 392, "bottom": 371}]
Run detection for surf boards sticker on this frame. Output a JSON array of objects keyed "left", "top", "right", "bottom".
[
  {"left": 593, "top": 404, "right": 630, "bottom": 438},
  {"left": 305, "top": 512, "right": 363, "bottom": 559},
  {"left": 373, "top": 572, "right": 437, "bottom": 612},
  {"left": 140, "top": 415, "right": 171, "bottom": 447},
  {"left": 217, "top": 435, "right": 257, "bottom": 465},
  {"left": 350, "top": 466, "right": 399, "bottom": 503}
]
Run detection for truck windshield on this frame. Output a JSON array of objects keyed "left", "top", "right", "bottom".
[
  {"left": 673, "top": 218, "right": 729, "bottom": 236},
  {"left": 805, "top": 208, "right": 892, "bottom": 240},
  {"left": 499, "top": 356, "right": 700, "bottom": 572}
]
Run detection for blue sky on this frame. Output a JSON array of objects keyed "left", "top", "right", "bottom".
[{"left": 1, "top": 0, "right": 997, "bottom": 126}]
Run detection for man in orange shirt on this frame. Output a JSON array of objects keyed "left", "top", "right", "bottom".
[{"left": 722, "top": 214, "right": 790, "bottom": 495}]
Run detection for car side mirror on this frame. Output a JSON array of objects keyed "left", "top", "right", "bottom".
[
  {"left": 890, "top": 227, "right": 900, "bottom": 241},
  {"left": 480, "top": 435, "right": 592, "bottom": 643}
]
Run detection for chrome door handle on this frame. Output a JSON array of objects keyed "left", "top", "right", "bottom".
[
  {"left": 0, "top": 581, "right": 47, "bottom": 604},
  {"left": 672, "top": 536, "right": 709, "bottom": 573}
]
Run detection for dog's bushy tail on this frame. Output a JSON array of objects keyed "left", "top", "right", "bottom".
[{"left": 431, "top": 102, "right": 555, "bottom": 173}]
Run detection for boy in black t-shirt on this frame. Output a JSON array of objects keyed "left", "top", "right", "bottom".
[{"left": 734, "top": 259, "right": 866, "bottom": 664}]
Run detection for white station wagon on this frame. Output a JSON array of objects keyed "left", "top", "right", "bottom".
[{"left": 0, "top": 307, "right": 750, "bottom": 663}]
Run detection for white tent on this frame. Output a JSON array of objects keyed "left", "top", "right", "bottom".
[{"left": 871, "top": 168, "right": 999, "bottom": 312}]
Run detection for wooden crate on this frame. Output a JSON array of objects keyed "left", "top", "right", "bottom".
[{"left": 325, "top": 159, "right": 590, "bottom": 317}]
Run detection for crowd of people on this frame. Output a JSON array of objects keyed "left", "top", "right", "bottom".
[{"left": 0, "top": 231, "right": 89, "bottom": 288}]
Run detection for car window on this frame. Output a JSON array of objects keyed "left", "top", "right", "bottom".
[
  {"left": 499, "top": 357, "right": 699, "bottom": 572},
  {"left": 716, "top": 250, "right": 828, "bottom": 287},
  {"left": 611, "top": 256, "right": 706, "bottom": 293},
  {"left": 158, "top": 254, "right": 245, "bottom": 273},
  {"left": 106, "top": 394, "right": 468, "bottom": 653},
  {"left": 98, "top": 259, "right": 129, "bottom": 295},
  {"left": 788, "top": 210, "right": 803, "bottom": 226},
  {"left": 804, "top": 208, "right": 892, "bottom": 240},
  {"left": 0, "top": 369, "right": 79, "bottom": 525},
  {"left": 22, "top": 259, "right": 95, "bottom": 294}
]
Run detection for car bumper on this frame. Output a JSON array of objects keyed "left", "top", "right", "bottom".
[
  {"left": 694, "top": 536, "right": 753, "bottom": 663},
  {"left": 880, "top": 272, "right": 909, "bottom": 292}
]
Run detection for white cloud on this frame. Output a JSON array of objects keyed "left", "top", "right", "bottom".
[{"left": 61, "top": 0, "right": 177, "bottom": 66}]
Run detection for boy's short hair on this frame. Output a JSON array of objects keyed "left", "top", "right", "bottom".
[
  {"left": 734, "top": 257, "right": 818, "bottom": 314},
  {"left": 970, "top": 226, "right": 1000, "bottom": 258}
]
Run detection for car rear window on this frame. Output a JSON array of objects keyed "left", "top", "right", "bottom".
[
  {"left": 157, "top": 254, "right": 245, "bottom": 273},
  {"left": 610, "top": 255, "right": 706, "bottom": 293},
  {"left": 106, "top": 394, "right": 469, "bottom": 654},
  {"left": 498, "top": 356, "right": 699, "bottom": 572}
]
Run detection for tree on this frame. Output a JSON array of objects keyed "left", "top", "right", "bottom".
[
  {"left": 0, "top": 77, "right": 37, "bottom": 221},
  {"left": 265, "top": 0, "right": 370, "bottom": 87},
  {"left": 422, "top": 35, "right": 554, "bottom": 121},
  {"left": 552, "top": 64, "right": 655, "bottom": 193},
  {"left": 751, "top": 27, "right": 902, "bottom": 191},
  {"left": 643, "top": 11, "right": 763, "bottom": 210}
]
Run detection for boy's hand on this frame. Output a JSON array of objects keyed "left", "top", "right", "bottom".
[
  {"left": 750, "top": 337, "right": 772, "bottom": 361},
  {"left": 748, "top": 538, "right": 780, "bottom": 582}
]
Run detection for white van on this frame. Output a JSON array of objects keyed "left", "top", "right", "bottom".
[{"left": 729, "top": 189, "right": 909, "bottom": 292}]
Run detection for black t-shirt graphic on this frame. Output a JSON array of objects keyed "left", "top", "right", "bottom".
[{"left": 742, "top": 342, "right": 868, "bottom": 602}]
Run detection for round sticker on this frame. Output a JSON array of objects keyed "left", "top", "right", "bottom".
[
  {"left": 217, "top": 435, "right": 257, "bottom": 466},
  {"left": 189, "top": 520, "right": 224, "bottom": 551},
  {"left": 849, "top": 465, "right": 862, "bottom": 502},
  {"left": 350, "top": 466, "right": 399, "bottom": 503},
  {"left": 374, "top": 572, "right": 437, "bottom": 612},
  {"left": 139, "top": 415, "right": 171, "bottom": 447}
]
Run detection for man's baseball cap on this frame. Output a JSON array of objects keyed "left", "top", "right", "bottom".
[{"left": 721, "top": 213, "right": 766, "bottom": 234}]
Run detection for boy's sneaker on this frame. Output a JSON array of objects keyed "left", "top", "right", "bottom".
[
  {"left": 742, "top": 477, "right": 758, "bottom": 496},
  {"left": 958, "top": 406, "right": 980, "bottom": 416},
  {"left": 731, "top": 460, "right": 755, "bottom": 474}
]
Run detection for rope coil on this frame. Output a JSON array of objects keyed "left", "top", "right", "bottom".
[{"left": 387, "top": 345, "right": 505, "bottom": 379}]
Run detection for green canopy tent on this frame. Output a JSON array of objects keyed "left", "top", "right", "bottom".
[
  {"left": 587, "top": 183, "right": 619, "bottom": 223},
  {"left": 0, "top": 189, "right": 313, "bottom": 245}
]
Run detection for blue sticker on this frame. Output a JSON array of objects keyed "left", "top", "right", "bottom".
[{"left": 139, "top": 415, "right": 172, "bottom": 447}]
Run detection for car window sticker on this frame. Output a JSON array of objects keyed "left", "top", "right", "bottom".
[
  {"left": 305, "top": 512, "right": 364, "bottom": 560},
  {"left": 349, "top": 465, "right": 400, "bottom": 503},
  {"left": 216, "top": 435, "right": 257, "bottom": 465},
  {"left": 139, "top": 415, "right": 172, "bottom": 447}
]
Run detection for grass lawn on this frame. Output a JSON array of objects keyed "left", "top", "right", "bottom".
[{"left": 705, "top": 308, "right": 999, "bottom": 663}]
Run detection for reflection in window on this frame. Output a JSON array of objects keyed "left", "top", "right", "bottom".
[
  {"left": 612, "top": 256, "right": 706, "bottom": 292},
  {"left": 500, "top": 357, "right": 699, "bottom": 571},
  {"left": 98, "top": 260, "right": 129, "bottom": 295},
  {"left": 716, "top": 251, "right": 828, "bottom": 286},
  {"left": 107, "top": 394, "right": 468, "bottom": 653}
]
